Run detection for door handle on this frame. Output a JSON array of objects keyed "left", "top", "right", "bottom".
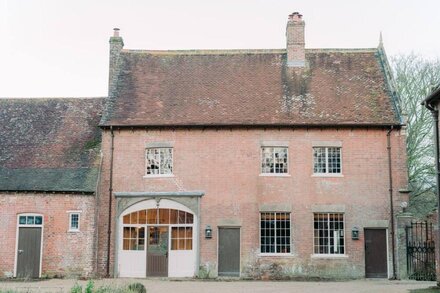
[
  {"left": 18, "top": 250, "right": 24, "bottom": 254},
  {"left": 165, "top": 252, "right": 168, "bottom": 258}
]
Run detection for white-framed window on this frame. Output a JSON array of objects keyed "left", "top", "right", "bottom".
[
  {"left": 260, "top": 212, "right": 291, "bottom": 254},
  {"left": 145, "top": 148, "right": 173, "bottom": 175},
  {"left": 313, "top": 147, "right": 341, "bottom": 174},
  {"left": 68, "top": 212, "right": 81, "bottom": 232},
  {"left": 18, "top": 214, "right": 43, "bottom": 226},
  {"left": 313, "top": 213, "right": 345, "bottom": 255},
  {"left": 261, "top": 147, "right": 288, "bottom": 174}
]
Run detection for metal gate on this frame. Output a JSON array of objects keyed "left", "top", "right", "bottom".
[{"left": 406, "top": 221, "right": 436, "bottom": 281}]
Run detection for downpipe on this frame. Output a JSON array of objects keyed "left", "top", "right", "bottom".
[{"left": 387, "top": 126, "right": 397, "bottom": 280}]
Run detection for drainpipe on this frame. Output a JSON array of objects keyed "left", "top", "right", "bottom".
[
  {"left": 425, "top": 103, "right": 440, "bottom": 285},
  {"left": 94, "top": 150, "right": 104, "bottom": 276},
  {"left": 387, "top": 126, "right": 397, "bottom": 279},
  {"left": 106, "top": 126, "right": 115, "bottom": 277}
]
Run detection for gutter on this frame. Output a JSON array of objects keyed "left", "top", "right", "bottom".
[
  {"left": 387, "top": 126, "right": 397, "bottom": 280},
  {"left": 106, "top": 126, "right": 115, "bottom": 277}
]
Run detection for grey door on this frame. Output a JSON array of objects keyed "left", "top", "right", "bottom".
[
  {"left": 365, "top": 229, "right": 388, "bottom": 278},
  {"left": 16, "top": 227, "right": 42, "bottom": 278},
  {"left": 147, "top": 226, "right": 168, "bottom": 277},
  {"left": 218, "top": 228, "right": 240, "bottom": 276}
]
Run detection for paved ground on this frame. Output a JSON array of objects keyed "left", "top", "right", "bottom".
[{"left": 0, "top": 278, "right": 437, "bottom": 293}]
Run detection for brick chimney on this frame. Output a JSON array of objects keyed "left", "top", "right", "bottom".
[
  {"left": 108, "top": 28, "right": 124, "bottom": 96},
  {"left": 286, "top": 12, "right": 305, "bottom": 67}
]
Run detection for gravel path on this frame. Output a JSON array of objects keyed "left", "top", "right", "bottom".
[{"left": 0, "top": 278, "right": 436, "bottom": 293}]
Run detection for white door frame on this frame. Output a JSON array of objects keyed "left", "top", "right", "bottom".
[{"left": 14, "top": 213, "right": 44, "bottom": 278}]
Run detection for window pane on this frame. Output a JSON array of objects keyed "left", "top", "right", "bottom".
[
  {"left": 186, "top": 239, "right": 193, "bottom": 250},
  {"left": 185, "top": 227, "right": 193, "bottom": 238},
  {"left": 123, "top": 227, "right": 131, "bottom": 238},
  {"left": 27, "top": 216, "right": 34, "bottom": 225},
  {"left": 19, "top": 216, "right": 26, "bottom": 225},
  {"left": 186, "top": 213, "right": 194, "bottom": 224},
  {"left": 147, "top": 209, "right": 157, "bottom": 224},
  {"left": 171, "top": 239, "right": 178, "bottom": 250},
  {"left": 178, "top": 211, "right": 186, "bottom": 224},
  {"left": 170, "top": 209, "right": 178, "bottom": 224},
  {"left": 138, "top": 210, "right": 147, "bottom": 224},
  {"left": 123, "top": 214, "right": 130, "bottom": 224},
  {"left": 131, "top": 212, "right": 138, "bottom": 224},
  {"left": 159, "top": 209, "right": 170, "bottom": 224},
  {"left": 123, "top": 239, "right": 130, "bottom": 250},
  {"left": 35, "top": 216, "right": 43, "bottom": 225}
]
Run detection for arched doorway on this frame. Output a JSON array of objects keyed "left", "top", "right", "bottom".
[{"left": 117, "top": 199, "right": 197, "bottom": 277}]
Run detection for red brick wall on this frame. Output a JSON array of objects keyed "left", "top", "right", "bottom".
[
  {"left": 0, "top": 193, "right": 96, "bottom": 278},
  {"left": 98, "top": 127, "right": 408, "bottom": 278}
]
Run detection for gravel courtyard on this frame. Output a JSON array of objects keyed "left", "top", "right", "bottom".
[{"left": 0, "top": 279, "right": 437, "bottom": 293}]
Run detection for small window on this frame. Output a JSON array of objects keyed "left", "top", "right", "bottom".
[
  {"left": 69, "top": 213, "right": 80, "bottom": 232},
  {"left": 145, "top": 148, "right": 173, "bottom": 175},
  {"left": 260, "top": 212, "right": 291, "bottom": 254},
  {"left": 314, "top": 213, "right": 345, "bottom": 255},
  {"left": 171, "top": 227, "right": 193, "bottom": 250},
  {"left": 313, "top": 147, "right": 341, "bottom": 174},
  {"left": 261, "top": 147, "right": 288, "bottom": 174}
]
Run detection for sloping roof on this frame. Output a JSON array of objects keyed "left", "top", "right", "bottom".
[
  {"left": 0, "top": 98, "right": 104, "bottom": 193},
  {"left": 101, "top": 48, "right": 400, "bottom": 127},
  {"left": 423, "top": 84, "right": 440, "bottom": 107}
]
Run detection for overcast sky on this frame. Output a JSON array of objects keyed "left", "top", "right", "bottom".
[{"left": 1, "top": 0, "right": 439, "bottom": 97}]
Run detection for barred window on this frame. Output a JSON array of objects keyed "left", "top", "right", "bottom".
[
  {"left": 260, "top": 212, "right": 291, "bottom": 254},
  {"left": 313, "top": 213, "right": 345, "bottom": 255},
  {"left": 313, "top": 147, "right": 341, "bottom": 174},
  {"left": 261, "top": 147, "right": 288, "bottom": 174},
  {"left": 146, "top": 148, "right": 173, "bottom": 175}
]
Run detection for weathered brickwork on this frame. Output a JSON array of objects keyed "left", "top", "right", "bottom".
[
  {"left": 97, "top": 127, "right": 408, "bottom": 278},
  {"left": 0, "top": 194, "right": 96, "bottom": 278}
]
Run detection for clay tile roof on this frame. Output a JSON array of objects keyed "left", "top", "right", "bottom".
[
  {"left": 0, "top": 98, "right": 104, "bottom": 193},
  {"left": 101, "top": 48, "right": 400, "bottom": 127}
]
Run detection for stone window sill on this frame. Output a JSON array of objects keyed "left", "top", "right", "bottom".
[
  {"left": 143, "top": 174, "right": 175, "bottom": 179},
  {"left": 311, "top": 254, "right": 348, "bottom": 259}
]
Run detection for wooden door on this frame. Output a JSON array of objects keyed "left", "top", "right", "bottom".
[
  {"left": 147, "top": 226, "right": 169, "bottom": 277},
  {"left": 365, "top": 229, "right": 388, "bottom": 278},
  {"left": 16, "top": 227, "right": 42, "bottom": 278},
  {"left": 218, "top": 228, "right": 240, "bottom": 276}
]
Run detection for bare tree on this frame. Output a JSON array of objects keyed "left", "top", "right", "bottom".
[{"left": 391, "top": 55, "right": 440, "bottom": 215}]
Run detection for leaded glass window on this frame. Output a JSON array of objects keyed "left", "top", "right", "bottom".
[
  {"left": 260, "top": 212, "right": 291, "bottom": 254},
  {"left": 313, "top": 147, "right": 341, "bottom": 174},
  {"left": 146, "top": 148, "right": 173, "bottom": 175},
  {"left": 261, "top": 147, "right": 288, "bottom": 174},
  {"left": 313, "top": 213, "right": 345, "bottom": 254}
]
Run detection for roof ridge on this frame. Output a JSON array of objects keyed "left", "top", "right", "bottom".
[
  {"left": 121, "top": 48, "right": 378, "bottom": 55},
  {"left": 0, "top": 97, "right": 106, "bottom": 101}
]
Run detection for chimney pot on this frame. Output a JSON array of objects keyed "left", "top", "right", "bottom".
[{"left": 113, "top": 28, "right": 120, "bottom": 37}]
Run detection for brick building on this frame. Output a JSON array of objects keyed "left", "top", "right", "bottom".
[{"left": 0, "top": 13, "right": 408, "bottom": 279}]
